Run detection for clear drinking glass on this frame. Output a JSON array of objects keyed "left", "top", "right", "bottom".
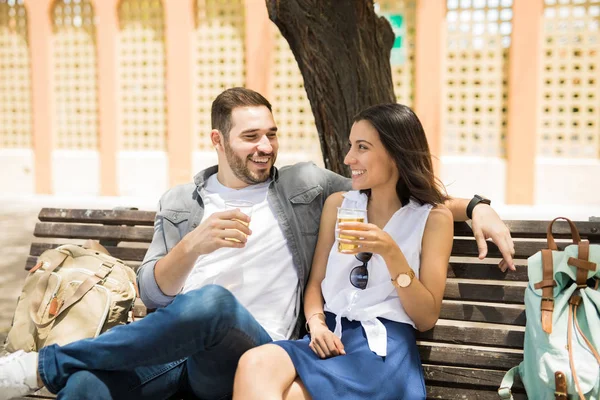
[
  {"left": 336, "top": 207, "right": 367, "bottom": 252},
  {"left": 224, "top": 200, "right": 254, "bottom": 243}
]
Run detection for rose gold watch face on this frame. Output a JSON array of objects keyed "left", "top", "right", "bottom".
[{"left": 397, "top": 274, "right": 411, "bottom": 287}]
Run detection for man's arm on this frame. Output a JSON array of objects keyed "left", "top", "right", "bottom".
[
  {"left": 445, "top": 197, "right": 515, "bottom": 272},
  {"left": 137, "top": 198, "right": 177, "bottom": 309},
  {"left": 138, "top": 197, "right": 252, "bottom": 308}
]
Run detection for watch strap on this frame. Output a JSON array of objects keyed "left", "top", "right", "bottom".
[{"left": 466, "top": 194, "right": 491, "bottom": 220}]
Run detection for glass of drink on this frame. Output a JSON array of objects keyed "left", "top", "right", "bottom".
[
  {"left": 224, "top": 200, "right": 254, "bottom": 242},
  {"left": 337, "top": 207, "right": 367, "bottom": 252}
]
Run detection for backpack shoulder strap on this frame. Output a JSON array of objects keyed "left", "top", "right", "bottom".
[
  {"left": 498, "top": 366, "right": 519, "bottom": 399},
  {"left": 534, "top": 249, "right": 556, "bottom": 333}
]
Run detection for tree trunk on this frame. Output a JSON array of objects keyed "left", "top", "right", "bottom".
[{"left": 266, "top": 0, "right": 396, "bottom": 176}]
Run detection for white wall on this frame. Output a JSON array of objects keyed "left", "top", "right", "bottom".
[
  {"left": 275, "top": 152, "right": 324, "bottom": 169},
  {"left": 0, "top": 149, "right": 35, "bottom": 195},
  {"left": 440, "top": 156, "right": 506, "bottom": 202},
  {"left": 117, "top": 151, "right": 168, "bottom": 199},
  {"left": 52, "top": 150, "right": 100, "bottom": 196},
  {"left": 192, "top": 151, "right": 218, "bottom": 179},
  {"left": 535, "top": 158, "right": 600, "bottom": 206}
]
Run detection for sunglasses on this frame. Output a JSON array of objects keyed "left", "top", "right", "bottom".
[{"left": 349, "top": 252, "right": 373, "bottom": 289}]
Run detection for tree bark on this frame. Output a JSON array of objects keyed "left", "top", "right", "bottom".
[{"left": 266, "top": 0, "right": 396, "bottom": 176}]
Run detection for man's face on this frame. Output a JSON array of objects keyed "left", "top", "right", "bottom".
[{"left": 221, "top": 106, "right": 279, "bottom": 186}]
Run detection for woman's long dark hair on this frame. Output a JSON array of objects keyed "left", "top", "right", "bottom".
[{"left": 353, "top": 103, "right": 449, "bottom": 207}]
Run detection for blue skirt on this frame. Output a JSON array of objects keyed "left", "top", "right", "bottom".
[{"left": 274, "top": 312, "right": 426, "bottom": 400}]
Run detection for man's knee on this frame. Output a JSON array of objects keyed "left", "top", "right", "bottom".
[
  {"left": 174, "top": 285, "right": 239, "bottom": 326},
  {"left": 58, "top": 371, "right": 112, "bottom": 400}
]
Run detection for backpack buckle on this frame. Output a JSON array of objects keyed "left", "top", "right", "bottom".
[
  {"left": 541, "top": 297, "right": 554, "bottom": 312},
  {"left": 497, "top": 387, "right": 512, "bottom": 399}
]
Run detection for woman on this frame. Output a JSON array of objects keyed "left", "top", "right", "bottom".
[{"left": 233, "top": 103, "right": 454, "bottom": 400}]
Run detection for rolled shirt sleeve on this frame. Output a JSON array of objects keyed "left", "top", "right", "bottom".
[{"left": 137, "top": 198, "right": 177, "bottom": 309}]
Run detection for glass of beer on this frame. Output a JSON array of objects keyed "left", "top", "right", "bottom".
[
  {"left": 337, "top": 207, "right": 367, "bottom": 252},
  {"left": 224, "top": 200, "right": 254, "bottom": 242}
]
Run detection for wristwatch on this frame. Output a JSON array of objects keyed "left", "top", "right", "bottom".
[
  {"left": 466, "top": 194, "right": 491, "bottom": 220},
  {"left": 392, "top": 270, "right": 415, "bottom": 288}
]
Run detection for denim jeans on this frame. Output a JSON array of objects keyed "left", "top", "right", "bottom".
[{"left": 37, "top": 285, "right": 273, "bottom": 400}]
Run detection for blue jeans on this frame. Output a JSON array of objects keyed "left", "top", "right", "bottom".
[{"left": 38, "top": 285, "right": 273, "bottom": 400}]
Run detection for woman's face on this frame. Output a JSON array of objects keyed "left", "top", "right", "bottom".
[{"left": 344, "top": 120, "right": 399, "bottom": 191}]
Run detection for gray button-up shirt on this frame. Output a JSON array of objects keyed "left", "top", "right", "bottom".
[{"left": 137, "top": 162, "right": 351, "bottom": 337}]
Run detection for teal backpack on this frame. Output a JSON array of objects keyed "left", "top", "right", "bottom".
[{"left": 499, "top": 218, "right": 600, "bottom": 399}]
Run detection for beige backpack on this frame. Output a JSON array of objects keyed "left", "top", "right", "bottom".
[{"left": 5, "top": 243, "right": 138, "bottom": 352}]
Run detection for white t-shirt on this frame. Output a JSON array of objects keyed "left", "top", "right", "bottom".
[{"left": 182, "top": 174, "right": 299, "bottom": 341}]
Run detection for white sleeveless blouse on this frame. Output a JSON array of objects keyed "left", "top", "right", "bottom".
[{"left": 321, "top": 191, "right": 433, "bottom": 356}]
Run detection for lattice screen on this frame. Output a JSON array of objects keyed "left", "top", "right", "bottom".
[
  {"left": 376, "top": 0, "right": 416, "bottom": 106},
  {"left": 118, "top": 0, "right": 166, "bottom": 151},
  {"left": 52, "top": 0, "right": 98, "bottom": 150},
  {"left": 271, "top": 30, "right": 322, "bottom": 159},
  {"left": 443, "top": 0, "right": 512, "bottom": 157},
  {"left": 194, "top": 0, "right": 245, "bottom": 151},
  {"left": 539, "top": 0, "right": 600, "bottom": 158},
  {"left": 0, "top": 0, "right": 31, "bottom": 149}
]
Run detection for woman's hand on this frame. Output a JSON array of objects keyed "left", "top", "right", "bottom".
[
  {"left": 309, "top": 324, "right": 346, "bottom": 359},
  {"left": 338, "top": 222, "right": 398, "bottom": 258}
]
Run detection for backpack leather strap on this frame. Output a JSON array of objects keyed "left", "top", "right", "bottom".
[
  {"left": 540, "top": 249, "right": 555, "bottom": 334},
  {"left": 568, "top": 296, "right": 586, "bottom": 400},
  {"left": 573, "top": 298, "right": 600, "bottom": 364},
  {"left": 547, "top": 217, "right": 581, "bottom": 250},
  {"left": 554, "top": 371, "right": 567, "bottom": 400},
  {"left": 568, "top": 241, "right": 596, "bottom": 288}
]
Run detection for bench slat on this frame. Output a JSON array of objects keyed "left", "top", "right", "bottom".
[
  {"left": 34, "top": 223, "right": 154, "bottom": 242},
  {"left": 426, "top": 386, "right": 527, "bottom": 400},
  {"left": 448, "top": 262, "right": 528, "bottom": 281},
  {"left": 423, "top": 364, "right": 524, "bottom": 391},
  {"left": 417, "top": 325, "right": 524, "bottom": 348},
  {"left": 454, "top": 220, "right": 600, "bottom": 240},
  {"left": 451, "top": 239, "right": 573, "bottom": 259},
  {"left": 38, "top": 208, "right": 155, "bottom": 226},
  {"left": 444, "top": 281, "right": 525, "bottom": 304},
  {"left": 502, "top": 220, "right": 599, "bottom": 239},
  {"left": 418, "top": 344, "right": 522, "bottom": 370},
  {"left": 29, "top": 243, "right": 148, "bottom": 262},
  {"left": 440, "top": 302, "right": 526, "bottom": 326}
]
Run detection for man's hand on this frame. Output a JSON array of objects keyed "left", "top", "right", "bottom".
[
  {"left": 471, "top": 204, "right": 515, "bottom": 272},
  {"left": 183, "top": 209, "right": 252, "bottom": 256}
]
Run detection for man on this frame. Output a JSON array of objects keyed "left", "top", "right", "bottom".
[{"left": 0, "top": 88, "right": 514, "bottom": 400}]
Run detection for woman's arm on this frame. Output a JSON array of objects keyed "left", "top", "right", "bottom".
[
  {"left": 384, "top": 205, "right": 453, "bottom": 331},
  {"left": 303, "top": 192, "right": 346, "bottom": 358},
  {"left": 445, "top": 197, "right": 515, "bottom": 271}
]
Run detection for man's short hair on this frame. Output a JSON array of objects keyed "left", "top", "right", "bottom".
[{"left": 211, "top": 87, "right": 272, "bottom": 138}]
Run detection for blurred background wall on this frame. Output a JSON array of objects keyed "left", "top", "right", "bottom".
[{"left": 0, "top": 0, "right": 599, "bottom": 208}]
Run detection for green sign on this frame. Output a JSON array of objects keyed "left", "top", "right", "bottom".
[{"left": 383, "top": 13, "right": 405, "bottom": 66}]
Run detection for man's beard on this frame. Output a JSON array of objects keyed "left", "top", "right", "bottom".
[{"left": 223, "top": 141, "right": 275, "bottom": 185}]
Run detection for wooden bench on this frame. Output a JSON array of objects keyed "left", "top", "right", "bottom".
[{"left": 17, "top": 208, "right": 600, "bottom": 399}]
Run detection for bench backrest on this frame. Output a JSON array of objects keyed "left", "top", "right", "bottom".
[{"left": 25, "top": 208, "right": 600, "bottom": 400}]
